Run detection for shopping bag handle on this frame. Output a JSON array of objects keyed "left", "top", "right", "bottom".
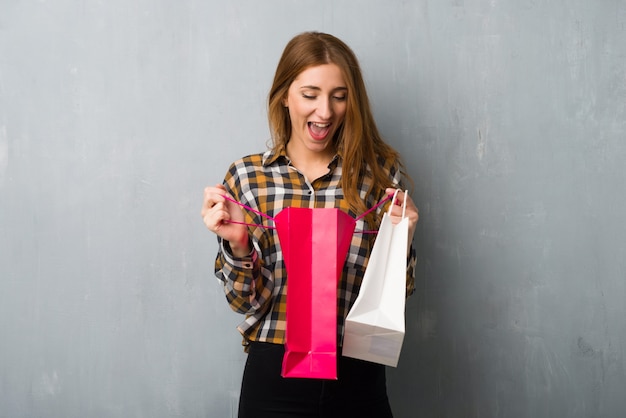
[
  {"left": 387, "top": 189, "right": 408, "bottom": 219},
  {"left": 219, "top": 190, "right": 405, "bottom": 231},
  {"left": 222, "top": 194, "right": 277, "bottom": 230}
]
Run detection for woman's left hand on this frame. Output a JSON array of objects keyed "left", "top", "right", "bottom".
[{"left": 385, "top": 188, "right": 419, "bottom": 247}]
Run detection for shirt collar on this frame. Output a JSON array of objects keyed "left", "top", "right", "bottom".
[
  {"left": 262, "top": 146, "right": 287, "bottom": 167},
  {"left": 262, "top": 146, "right": 341, "bottom": 170}
]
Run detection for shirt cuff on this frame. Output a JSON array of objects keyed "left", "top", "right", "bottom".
[{"left": 221, "top": 239, "right": 257, "bottom": 270}]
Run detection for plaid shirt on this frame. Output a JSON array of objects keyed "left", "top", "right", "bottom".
[{"left": 215, "top": 147, "right": 416, "bottom": 348}]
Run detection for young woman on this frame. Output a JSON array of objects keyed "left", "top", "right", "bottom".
[{"left": 201, "top": 31, "right": 419, "bottom": 418}]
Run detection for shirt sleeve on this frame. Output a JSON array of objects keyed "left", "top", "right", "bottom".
[
  {"left": 215, "top": 238, "right": 274, "bottom": 315},
  {"left": 213, "top": 159, "right": 275, "bottom": 316}
]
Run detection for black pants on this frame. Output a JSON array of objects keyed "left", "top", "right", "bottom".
[{"left": 238, "top": 342, "right": 394, "bottom": 418}]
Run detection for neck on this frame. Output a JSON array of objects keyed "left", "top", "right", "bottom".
[
  {"left": 286, "top": 141, "right": 335, "bottom": 167},
  {"left": 285, "top": 142, "right": 335, "bottom": 181}
]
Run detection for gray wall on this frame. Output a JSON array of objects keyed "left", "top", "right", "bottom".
[{"left": 1, "top": 1, "right": 625, "bottom": 417}]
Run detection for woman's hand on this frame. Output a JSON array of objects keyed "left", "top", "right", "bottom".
[
  {"left": 385, "top": 188, "right": 419, "bottom": 247},
  {"left": 201, "top": 185, "right": 251, "bottom": 257}
]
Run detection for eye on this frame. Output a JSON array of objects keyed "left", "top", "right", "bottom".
[
  {"left": 302, "top": 94, "right": 316, "bottom": 100},
  {"left": 333, "top": 95, "right": 347, "bottom": 101}
]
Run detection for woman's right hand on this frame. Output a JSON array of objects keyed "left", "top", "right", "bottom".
[{"left": 201, "top": 185, "right": 251, "bottom": 257}]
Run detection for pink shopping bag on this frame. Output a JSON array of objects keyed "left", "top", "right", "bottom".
[
  {"left": 275, "top": 207, "right": 355, "bottom": 379},
  {"left": 222, "top": 194, "right": 393, "bottom": 379}
]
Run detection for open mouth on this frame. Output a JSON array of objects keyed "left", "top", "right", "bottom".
[{"left": 308, "top": 122, "right": 332, "bottom": 140}]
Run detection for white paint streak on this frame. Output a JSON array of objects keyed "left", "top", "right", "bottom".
[
  {"left": 477, "top": 128, "right": 485, "bottom": 161},
  {"left": 34, "top": 371, "right": 61, "bottom": 398}
]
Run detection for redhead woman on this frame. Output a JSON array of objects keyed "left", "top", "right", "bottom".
[{"left": 201, "top": 31, "right": 419, "bottom": 418}]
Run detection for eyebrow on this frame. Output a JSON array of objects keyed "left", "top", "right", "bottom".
[{"left": 299, "top": 85, "right": 348, "bottom": 91}]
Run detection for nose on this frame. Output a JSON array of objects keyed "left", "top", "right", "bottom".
[{"left": 316, "top": 96, "right": 333, "bottom": 120}]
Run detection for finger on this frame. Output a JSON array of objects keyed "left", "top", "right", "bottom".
[
  {"left": 385, "top": 188, "right": 407, "bottom": 206},
  {"left": 385, "top": 188, "right": 399, "bottom": 204},
  {"left": 203, "top": 202, "right": 230, "bottom": 232},
  {"left": 202, "top": 185, "right": 227, "bottom": 216},
  {"left": 386, "top": 189, "right": 419, "bottom": 222},
  {"left": 387, "top": 204, "right": 403, "bottom": 217},
  {"left": 394, "top": 190, "right": 418, "bottom": 215}
]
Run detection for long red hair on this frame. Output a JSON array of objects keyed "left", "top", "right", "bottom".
[{"left": 268, "top": 32, "right": 409, "bottom": 225}]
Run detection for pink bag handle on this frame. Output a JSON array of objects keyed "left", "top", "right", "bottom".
[
  {"left": 354, "top": 193, "right": 391, "bottom": 222},
  {"left": 221, "top": 192, "right": 397, "bottom": 233},
  {"left": 221, "top": 195, "right": 277, "bottom": 230}
]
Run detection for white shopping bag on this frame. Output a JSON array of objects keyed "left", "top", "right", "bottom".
[{"left": 343, "top": 189, "right": 409, "bottom": 367}]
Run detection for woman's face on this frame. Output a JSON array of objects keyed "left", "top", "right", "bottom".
[{"left": 284, "top": 63, "right": 347, "bottom": 158}]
